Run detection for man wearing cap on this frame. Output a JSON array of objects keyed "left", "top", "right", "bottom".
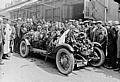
[{"left": 0, "top": 17, "right": 4, "bottom": 64}]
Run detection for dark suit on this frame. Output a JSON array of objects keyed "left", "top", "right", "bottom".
[
  {"left": 0, "top": 24, "right": 4, "bottom": 62},
  {"left": 107, "top": 27, "right": 117, "bottom": 68}
]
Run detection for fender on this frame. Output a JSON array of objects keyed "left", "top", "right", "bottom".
[
  {"left": 92, "top": 42, "right": 102, "bottom": 48},
  {"left": 55, "top": 43, "right": 74, "bottom": 53},
  {"left": 24, "top": 39, "right": 30, "bottom": 46}
]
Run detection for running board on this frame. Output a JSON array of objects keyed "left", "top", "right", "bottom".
[{"left": 32, "top": 48, "right": 47, "bottom": 54}]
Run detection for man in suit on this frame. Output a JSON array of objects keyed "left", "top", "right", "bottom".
[
  {"left": 113, "top": 21, "right": 120, "bottom": 71},
  {"left": 0, "top": 17, "right": 4, "bottom": 65},
  {"left": 14, "top": 18, "right": 22, "bottom": 53},
  {"left": 106, "top": 21, "right": 118, "bottom": 69}
]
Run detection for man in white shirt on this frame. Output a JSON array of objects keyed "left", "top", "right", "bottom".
[{"left": 3, "top": 17, "right": 12, "bottom": 59}]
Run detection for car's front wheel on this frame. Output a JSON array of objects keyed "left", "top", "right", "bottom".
[
  {"left": 56, "top": 48, "right": 75, "bottom": 75},
  {"left": 90, "top": 47, "right": 105, "bottom": 67},
  {"left": 20, "top": 40, "right": 30, "bottom": 58}
]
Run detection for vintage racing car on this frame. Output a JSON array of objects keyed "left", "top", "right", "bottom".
[{"left": 20, "top": 29, "right": 105, "bottom": 75}]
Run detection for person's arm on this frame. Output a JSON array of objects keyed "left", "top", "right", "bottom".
[{"left": 1, "top": 25, "right": 5, "bottom": 43}]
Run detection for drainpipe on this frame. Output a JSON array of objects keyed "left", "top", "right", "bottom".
[{"left": 105, "top": 0, "right": 108, "bottom": 23}]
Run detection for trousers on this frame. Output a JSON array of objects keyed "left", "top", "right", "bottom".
[{"left": 0, "top": 43, "right": 3, "bottom": 62}]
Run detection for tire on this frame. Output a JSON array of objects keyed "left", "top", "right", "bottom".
[
  {"left": 56, "top": 48, "right": 75, "bottom": 75},
  {"left": 20, "top": 40, "right": 30, "bottom": 58},
  {"left": 90, "top": 47, "right": 105, "bottom": 67}
]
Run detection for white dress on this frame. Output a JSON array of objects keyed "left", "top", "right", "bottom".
[{"left": 4, "top": 24, "right": 12, "bottom": 54}]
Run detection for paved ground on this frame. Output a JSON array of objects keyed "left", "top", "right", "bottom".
[{"left": 0, "top": 53, "right": 120, "bottom": 82}]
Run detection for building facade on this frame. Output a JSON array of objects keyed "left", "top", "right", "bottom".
[
  {"left": 85, "top": 0, "right": 119, "bottom": 22},
  {"left": 0, "top": 0, "right": 120, "bottom": 22},
  {"left": 9, "top": 0, "right": 84, "bottom": 21}
]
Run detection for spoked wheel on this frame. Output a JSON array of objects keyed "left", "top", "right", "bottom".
[
  {"left": 56, "top": 48, "right": 74, "bottom": 75},
  {"left": 90, "top": 47, "right": 105, "bottom": 67},
  {"left": 20, "top": 40, "right": 30, "bottom": 58}
]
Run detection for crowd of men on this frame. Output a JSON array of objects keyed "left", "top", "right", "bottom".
[{"left": 0, "top": 16, "right": 120, "bottom": 72}]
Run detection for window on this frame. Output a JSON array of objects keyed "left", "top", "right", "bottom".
[
  {"left": 45, "top": 9, "right": 53, "bottom": 20},
  {"left": 53, "top": 7, "right": 60, "bottom": 21}
]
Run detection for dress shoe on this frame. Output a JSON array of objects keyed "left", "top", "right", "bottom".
[
  {"left": 105, "top": 66, "right": 114, "bottom": 69},
  {"left": 114, "top": 68, "right": 120, "bottom": 71},
  {"left": 2, "top": 56, "right": 10, "bottom": 60},
  {"left": 0, "top": 62, "right": 4, "bottom": 65},
  {"left": 104, "top": 64, "right": 113, "bottom": 69}
]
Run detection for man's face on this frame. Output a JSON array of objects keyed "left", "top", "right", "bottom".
[
  {"left": 75, "top": 21, "right": 79, "bottom": 25},
  {"left": 18, "top": 20, "right": 22, "bottom": 24},
  {"left": 68, "top": 22, "right": 72, "bottom": 25},
  {"left": 3, "top": 19, "right": 8, "bottom": 24},
  {"left": 97, "top": 23, "right": 101, "bottom": 26}
]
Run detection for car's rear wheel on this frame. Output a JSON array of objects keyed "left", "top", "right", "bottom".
[
  {"left": 20, "top": 40, "right": 30, "bottom": 58},
  {"left": 56, "top": 48, "right": 74, "bottom": 75}
]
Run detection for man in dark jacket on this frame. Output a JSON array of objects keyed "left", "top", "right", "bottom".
[
  {"left": 107, "top": 25, "right": 118, "bottom": 69},
  {"left": 14, "top": 18, "right": 22, "bottom": 53},
  {"left": 113, "top": 21, "right": 120, "bottom": 71}
]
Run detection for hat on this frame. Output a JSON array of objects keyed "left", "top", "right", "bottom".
[
  {"left": 108, "top": 21, "right": 112, "bottom": 24},
  {"left": 69, "top": 19, "right": 75, "bottom": 22},
  {"left": 37, "top": 25, "right": 42, "bottom": 28},
  {"left": 97, "top": 21, "right": 103, "bottom": 24},
  {"left": 80, "top": 22, "right": 84, "bottom": 25},
  {"left": 89, "top": 18, "right": 94, "bottom": 21},
  {"left": 2, "top": 17, "right": 9, "bottom": 20},
  {"left": 0, "top": 17, "right": 3, "bottom": 21},
  {"left": 84, "top": 21, "right": 89, "bottom": 23},
  {"left": 27, "top": 18, "right": 30, "bottom": 21},
  {"left": 64, "top": 20, "right": 68, "bottom": 23},
  {"left": 92, "top": 21, "right": 97, "bottom": 24},
  {"left": 74, "top": 29, "right": 79, "bottom": 33},
  {"left": 113, "top": 21, "right": 119, "bottom": 25},
  {"left": 79, "top": 19, "right": 82, "bottom": 21},
  {"left": 18, "top": 18, "right": 22, "bottom": 20},
  {"left": 29, "top": 18, "right": 33, "bottom": 22},
  {"left": 44, "top": 24, "right": 48, "bottom": 27}
]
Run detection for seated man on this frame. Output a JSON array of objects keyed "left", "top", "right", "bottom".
[{"left": 34, "top": 25, "right": 42, "bottom": 41}]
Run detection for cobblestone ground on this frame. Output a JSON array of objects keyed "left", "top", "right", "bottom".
[{"left": 0, "top": 53, "right": 120, "bottom": 82}]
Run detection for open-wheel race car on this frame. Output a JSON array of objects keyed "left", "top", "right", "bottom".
[{"left": 20, "top": 29, "right": 105, "bottom": 75}]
